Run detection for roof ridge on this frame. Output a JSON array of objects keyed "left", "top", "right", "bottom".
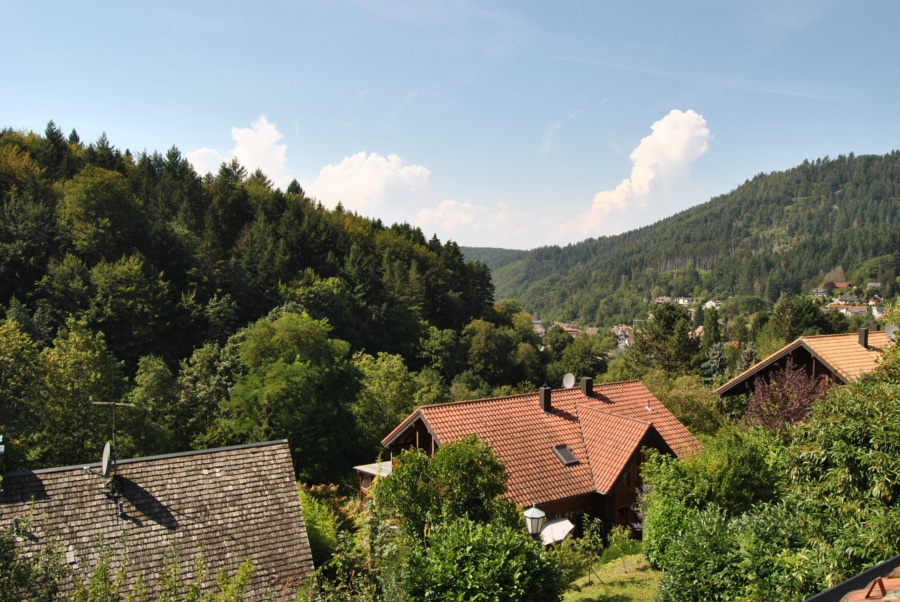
[
  {"left": 573, "top": 398, "right": 600, "bottom": 493},
  {"left": 576, "top": 401, "right": 653, "bottom": 426},
  {"left": 2, "top": 440, "right": 290, "bottom": 477}
]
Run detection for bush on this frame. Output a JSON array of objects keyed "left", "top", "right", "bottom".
[{"left": 404, "top": 517, "right": 564, "bottom": 602}]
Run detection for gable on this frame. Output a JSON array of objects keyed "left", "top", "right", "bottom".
[
  {"left": 0, "top": 441, "right": 314, "bottom": 599},
  {"left": 716, "top": 331, "right": 891, "bottom": 398}
]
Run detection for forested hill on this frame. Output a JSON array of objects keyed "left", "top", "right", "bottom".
[
  {"left": 482, "top": 151, "right": 900, "bottom": 326},
  {"left": 0, "top": 123, "right": 493, "bottom": 374}
]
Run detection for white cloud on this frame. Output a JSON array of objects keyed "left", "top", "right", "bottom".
[
  {"left": 187, "top": 116, "right": 293, "bottom": 189},
  {"left": 185, "top": 147, "right": 228, "bottom": 178},
  {"left": 578, "top": 109, "right": 711, "bottom": 237},
  {"left": 304, "top": 152, "right": 432, "bottom": 216}
]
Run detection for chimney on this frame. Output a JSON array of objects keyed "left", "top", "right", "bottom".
[
  {"left": 580, "top": 377, "right": 594, "bottom": 397},
  {"left": 859, "top": 327, "right": 869, "bottom": 348},
  {"left": 539, "top": 386, "right": 552, "bottom": 412}
]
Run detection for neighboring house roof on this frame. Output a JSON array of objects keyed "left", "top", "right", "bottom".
[
  {"left": 716, "top": 330, "right": 891, "bottom": 398},
  {"left": 804, "top": 552, "right": 900, "bottom": 602},
  {"left": 0, "top": 441, "right": 314, "bottom": 599},
  {"left": 382, "top": 381, "right": 699, "bottom": 507}
]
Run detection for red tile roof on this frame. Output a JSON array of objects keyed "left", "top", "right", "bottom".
[
  {"left": 716, "top": 331, "right": 892, "bottom": 397},
  {"left": 382, "top": 381, "right": 699, "bottom": 507}
]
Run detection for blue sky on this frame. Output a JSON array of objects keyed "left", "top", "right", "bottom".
[{"left": 3, "top": 0, "right": 898, "bottom": 249}]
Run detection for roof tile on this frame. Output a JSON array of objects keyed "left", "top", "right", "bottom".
[{"left": 384, "top": 381, "right": 699, "bottom": 506}]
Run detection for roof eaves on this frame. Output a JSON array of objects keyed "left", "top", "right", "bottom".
[
  {"left": 715, "top": 338, "right": 806, "bottom": 396},
  {"left": 381, "top": 410, "right": 443, "bottom": 449}
]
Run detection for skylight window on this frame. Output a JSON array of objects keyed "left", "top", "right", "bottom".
[{"left": 553, "top": 444, "right": 579, "bottom": 466}]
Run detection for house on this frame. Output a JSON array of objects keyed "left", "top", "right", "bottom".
[
  {"left": 611, "top": 324, "right": 634, "bottom": 349},
  {"left": 867, "top": 282, "right": 882, "bottom": 290},
  {"left": 353, "top": 459, "right": 392, "bottom": 503},
  {"left": 381, "top": 378, "right": 699, "bottom": 533},
  {"left": 838, "top": 294, "right": 860, "bottom": 304},
  {"left": 553, "top": 321, "right": 582, "bottom": 337},
  {"left": 832, "top": 304, "right": 869, "bottom": 318},
  {"left": 704, "top": 300, "right": 722, "bottom": 311},
  {"left": 810, "top": 288, "right": 828, "bottom": 298},
  {"left": 0, "top": 441, "right": 314, "bottom": 599},
  {"left": 675, "top": 296, "right": 694, "bottom": 306},
  {"left": 716, "top": 328, "right": 891, "bottom": 398}
]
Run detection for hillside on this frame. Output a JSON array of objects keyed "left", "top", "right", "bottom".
[{"left": 489, "top": 152, "right": 900, "bottom": 326}]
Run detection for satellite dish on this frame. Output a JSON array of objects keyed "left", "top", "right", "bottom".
[
  {"left": 562, "top": 373, "right": 576, "bottom": 389},
  {"left": 887, "top": 325, "right": 899, "bottom": 341},
  {"left": 101, "top": 441, "right": 112, "bottom": 477}
]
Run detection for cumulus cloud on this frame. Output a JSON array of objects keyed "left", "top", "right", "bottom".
[
  {"left": 578, "top": 109, "right": 710, "bottom": 236},
  {"left": 187, "top": 116, "right": 293, "bottom": 189},
  {"left": 304, "top": 152, "right": 432, "bottom": 216}
]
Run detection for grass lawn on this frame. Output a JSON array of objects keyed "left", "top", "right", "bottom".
[{"left": 562, "top": 553, "right": 662, "bottom": 602}]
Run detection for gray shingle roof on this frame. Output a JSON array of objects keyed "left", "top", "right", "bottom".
[{"left": 0, "top": 440, "right": 314, "bottom": 599}]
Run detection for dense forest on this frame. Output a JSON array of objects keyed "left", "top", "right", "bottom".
[
  {"left": 0, "top": 122, "right": 612, "bottom": 483},
  {"left": 464, "top": 152, "right": 900, "bottom": 326}
]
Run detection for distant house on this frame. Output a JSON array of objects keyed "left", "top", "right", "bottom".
[
  {"left": 834, "top": 281, "right": 852, "bottom": 289},
  {"left": 704, "top": 300, "right": 722, "bottom": 311},
  {"left": 381, "top": 379, "right": 699, "bottom": 533},
  {"left": 611, "top": 324, "right": 634, "bottom": 350},
  {"left": 810, "top": 288, "right": 828, "bottom": 297},
  {"left": 553, "top": 321, "right": 582, "bottom": 337},
  {"left": 674, "top": 296, "right": 694, "bottom": 306},
  {"left": 867, "top": 282, "right": 882, "bottom": 289},
  {"left": 838, "top": 294, "right": 860, "bottom": 304},
  {"left": 829, "top": 304, "right": 869, "bottom": 317},
  {"left": 716, "top": 329, "right": 891, "bottom": 398},
  {"left": 0, "top": 441, "right": 314, "bottom": 599},
  {"left": 653, "top": 296, "right": 672, "bottom": 304}
]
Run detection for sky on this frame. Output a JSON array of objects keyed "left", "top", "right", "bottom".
[{"left": 3, "top": 1, "right": 899, "bottom": 250}]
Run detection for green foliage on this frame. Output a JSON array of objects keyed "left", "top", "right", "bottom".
[
  {"left": 376, "top": 435, "right": 511, "bottom": 541},
  {"left": 298, "top": 485, "right": 343, "bottom": 566},
  {"left": 545, "top": 333, "right": 611, "bottom": 386},
  {"left": 404, "top": 517, "right": 564, "bottom": 602},
  {"left": 223, "top": 308, "right": 362, "bottom": 482},
  {"left": 641, "top": 427, "right": 786, "bottom": 568},
  {"left": 31, "top": 318, "right": 126, "bottom": 467},
  {"left": 641, "top": 369, "right": 723, "bottom": 436},
  {"left": 0, "top": 511, "right": 66, "bottom": 602},
  {"left": 626, "top": 303, "right": 700, "bottom": 375},
  {"left": 655, "top": 503, "right": 812, "bottom": 602},
  {"left": 351, "top": 352, "right": 419, "bottom": 455},
  {"left": 0, "top": 318, "right": 41, "bottom": 470},
  {"left": 58, "top": 164, "right": 146, "bottom": 262},
  {"left": 787, "top": 378, "right": 900, "bottom": 579}
]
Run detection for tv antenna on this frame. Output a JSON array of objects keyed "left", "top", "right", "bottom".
[
  {"left": 86, "top": 401, "right": 135, "bottom": 521},
  {"left": 562, "top": 373, "right": 576, "bottom": 389},
  {"left": 886, "top": 325, "right": 898, "bottom": 342}
]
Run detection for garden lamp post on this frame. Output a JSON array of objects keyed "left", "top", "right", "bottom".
[{"left": 524, "top": 504, "right": 546, "bottom": 540}]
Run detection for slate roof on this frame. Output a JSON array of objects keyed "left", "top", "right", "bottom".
[
  {"left": 382, "top": 380, "right": 699, "bottom": 507},
  {"left": 0, "top": 441, "right": 314, "bottom": 599},
  {"left": 716, "top": 330, "right": 892, "bottom": 397}
]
